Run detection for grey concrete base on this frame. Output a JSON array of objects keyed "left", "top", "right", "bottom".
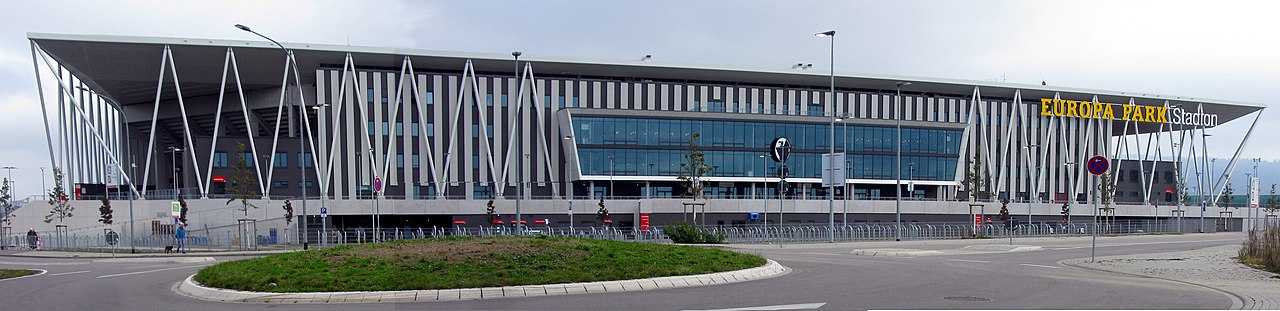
[{"left": 175, "top": 259, "right": 789, "bottom": 303}]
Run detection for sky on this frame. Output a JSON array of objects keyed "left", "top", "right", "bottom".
[{"left": 1, "top": 0, "right": 1277, "bottom": 198}]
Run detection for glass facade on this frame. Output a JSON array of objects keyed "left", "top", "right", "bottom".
[{"left": 571, "top": 116, "right": 961, "bottom": 181}]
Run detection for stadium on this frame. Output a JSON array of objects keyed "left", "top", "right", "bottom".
[{"left": 6, "top": 32, "right": 1266, "bottom": 244}]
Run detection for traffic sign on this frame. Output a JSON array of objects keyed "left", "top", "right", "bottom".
[
  {"left": 373, "top": 177, "right": 383, "bottom": 192},
  {"left": 105, "top": 230, "right": 119, "bottom": 245},
  {"left": 1087, "top": 156, "right": 1109, "bottom": 175},
  {"left": 320, "top": 207, "right": 328, "bottom": 218}
]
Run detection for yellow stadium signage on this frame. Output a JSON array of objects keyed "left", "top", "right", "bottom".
[{"left": 1039, "top": 98, "right": 1218, "bottom": 127}]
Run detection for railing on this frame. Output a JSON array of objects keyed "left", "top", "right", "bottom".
[{"left": 2, "top": 218, "right": 1250, "bottom": 251}]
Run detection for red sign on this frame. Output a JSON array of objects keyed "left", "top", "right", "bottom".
[
  {"left": 212, "top": 175, "right": 226, "bottom": 183},
  {"left": 640, "top": 214, "right": 651, "bottom": 231},
  {"left": 1087, "top": 155, "right": 1110, "bottom": 175}
]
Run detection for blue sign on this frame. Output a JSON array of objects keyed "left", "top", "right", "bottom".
[
  {"left": 320, "top": 207, "right": 328, "bottom": 215},
  {"left": 1087, "top": 156, "right": 1109, "bottom": 175},
  {"left": 568, "top": 201, "right": 573, "bottom": 212},
  {"left": 749, "top": 212, "right": 760, "bottom": 221}
]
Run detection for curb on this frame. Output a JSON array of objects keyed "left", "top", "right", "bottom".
[
  {"left": 4, "top": 250, "right": 296, "bottom": 259},
  {"left": 176, "top": 259, "right": 790, "bottom": 304}
]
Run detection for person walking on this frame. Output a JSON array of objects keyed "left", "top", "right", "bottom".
[
  {"left": 174, "top": 224, "right": 187, "bottom": 254},
  {"left": 26, "top": 228, "right": 37, "bottom": 250}
]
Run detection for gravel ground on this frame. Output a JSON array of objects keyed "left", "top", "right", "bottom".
[{"left": 1063, "top": 245, "right": 1280, "bottom": 310}]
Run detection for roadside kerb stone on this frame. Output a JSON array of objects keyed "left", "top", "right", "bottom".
[{"left": 177, "top": 259, "right": 789, "bottom": 303}]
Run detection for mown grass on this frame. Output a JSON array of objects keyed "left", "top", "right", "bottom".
[
  {"left": 194, "top": 236, "right": 766, "bottom": 292},
  {"left": 1240, "top": 225, "right": 1280, "bottom": 274},
  {"left": 0, "top": 269, "right": 38, "bottom": 280}
]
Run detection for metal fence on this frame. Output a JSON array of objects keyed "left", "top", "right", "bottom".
[{"left": 1, "top": 218, "right": 1253, "bottom": 251}]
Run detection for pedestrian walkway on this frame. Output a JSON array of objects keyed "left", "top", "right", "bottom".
[
  {"left": 3, "top": 249, "right": 295, "bottom": 259},
  {"left": 1062, "top": 245, "right": 1280, "bottom": 310},
  {"left": 176, "top": 259, "right": 789, "bottom": 303}
]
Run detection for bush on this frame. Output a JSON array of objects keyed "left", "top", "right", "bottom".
[
  {"left": 664, "top": 222, "right": 726, "bottom": 244},
  {"left": 1240, "top": 225, "right": 1280, "bottom": 274}
]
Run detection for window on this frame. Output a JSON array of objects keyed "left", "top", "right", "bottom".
[
  {"left": 472, "top": 155, "right": 480, "bottom": 168},
  {"left": 412, "top": 155, "right": 420, "bottom": 168},
  {"left": 367, "top": 121, "right": 375, "bottom": 134},
  {"left": 692, "top": 100, "right": 701, "bottom": 111},
  {"left": 273, "top": 152, "right": 288, "bottom": 168},
  {"left": 366, "top": 88, "right": 374, "bottom": 103},
  {"left": 272, "top": 181, "right": 289, "bottom": 188},
  {"left": 807, "top": 104, "right": 824, "bottom": 117},
  {"left": 1130, "top": 170, "right": 1140, "bottom": 183},
  {"left": 298, "top": 181, "right": 314, "bottom": 189},
  {"left": 472, "top": 124, "right": 479, "bottom": 138},
  {"left": 411, "top": 122, "right": 419, "bottom": 136},
  {"left": 426, "top": 91, "right": 434, "bottom": 106},
  {"left": 501, "top": 94, "right": 508, "bottom": 107},
  {"left": 382, "top": 122, "right": 390, "bottom": 136},
  {"left": 486, "top": 93, "right": 494, "bottom": 107},
  {"left": 396, "top": 122, "right": 404, "bottom": 136},
  {"left": 397, "top": 154, "right": 405, "bottom": 168},
  {"left": 572, "top": 96, "right": 580, "bottom": 108},
  {"left": 486, "top": 124, "right": 494, "bottom": 138},
  {"left": 240, "top": 152, "right": 255, "bottom": 168},
  {"left": 297, "top": 152, "right": 313, "bottom": 168},
  {"left": 708, "top": 100, "right": 726, "bottom": 112},
  {"left": 474, "top": 185, "right": 492, "bottom": 199},
  {"left": 213, "top": 152, "right": 228, "bottom": 168},
  {"left": 427, "top": 123, "right": 434, "bottom": 136},
  {"left": 1164, "top": 171, "right": 1174, "bottom": 184},
  {"left": 559, "top": 95, "right": 566, "bottom": 109}
]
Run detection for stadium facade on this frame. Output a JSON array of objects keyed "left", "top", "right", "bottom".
[{"left": 13, "top": 33, "right": 1266, "bottom": 234}]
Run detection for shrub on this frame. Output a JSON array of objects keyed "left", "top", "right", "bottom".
[
  {"left": 664, "top": 222, "right": 726, "bottom": 244},
  {"left": 1240, "top": 225, "right": 1280, "bottom": 274}
]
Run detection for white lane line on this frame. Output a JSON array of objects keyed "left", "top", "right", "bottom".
[
  {"left": 96, "top": 264, "right": 210, "bottom": 279},
  {"left": 688, "top": 302, "right": 827, "bottom": 310},
  {"left": 1019, "top": 263, "right": 1062, "bottom": 269},
  {"left": 49, "top": 270, "right": 91, "bottom": 276},
  {"left": 0, "top": 269, "right": 47, "bottom": 282},
  {"left": 947, "top": 259, "right": 991, "bottom": 263}
]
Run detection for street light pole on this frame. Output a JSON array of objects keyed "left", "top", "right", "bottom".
[
  {"left": 841, "top": 114, "right": 849, "bottom": 227},
  {"left": 1024, "top": 144, "right": 1039, "bottom": 226},
  {"left": 513, "top": 51, "right": 523, "bottom": 236},
  {"left": 168, "top": 147, "right": 181, "bottom": 201},
  {"left": 816, "top": 30, "right": 837, "bottom": 243},
  {"left": 236, "top": 24, "right": 309, "bottom": 249},
  {"left": 895, "top": 82, "right": 911, "bottom": 241}
]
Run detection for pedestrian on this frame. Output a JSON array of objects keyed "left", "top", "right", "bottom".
[
  {"left": 26, "top": 228, "right": 37, "bottom": 250},
  {"left": 175, "top": 224, "right": 187, "bottom": 254}
]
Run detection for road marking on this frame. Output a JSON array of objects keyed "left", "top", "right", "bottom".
[
  {"left": 0, "top": 269, "right": 46, "bottom": 282},
  {"left": 49, "top": 270, "right": 90, "bottom": 276},
  {"left": 689, "top": 302, "right": 827, "bottom": 311},
  {"left": 1019, "top": 263, "right": 1062, "bottom": 269},
  {"left": 947, "top": 259, "right": 991, "bottom": 263},
  {"left": 96, "top": 264, "right": 210, "bottom": 279},
  {"left": 0, "top": 261, "right": 88, "bottom": 266}
]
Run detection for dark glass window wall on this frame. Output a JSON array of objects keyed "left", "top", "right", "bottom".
[{"left": 572, "top": 116, "right": 961, "bottom": 181}]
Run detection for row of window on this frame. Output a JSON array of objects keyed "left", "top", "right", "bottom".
[
  {"left": 1115, "top": 169, "right": 1176, "bottom": 184},
  {"left": 576, "top": 148, "right": 958, "bottom": 181},
  {"left": 572, "top": 116, "right": 962, "bottom": 155},
  {"left": 365, "top": 122, "right": 435, "bottom": 137},
  {"left": 363, "top": 89, "right": 584, "bottom": 110},
  {"left": 210, "top": 152, "right": 314, "bottom": 168}
]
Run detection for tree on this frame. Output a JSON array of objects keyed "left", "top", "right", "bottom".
[
  {"left": 485, "top": 199, "right": 496, "bottom": 225},
  {"left": 1, "top": 178, "right": 13, "bottom": 226},
  {"left": 1267, "top": 184, "right": 1278, "bottom": 216},
  {"left": 44, "top": 167, "right": 73, "bottom": 224},
  {"left": 1099, "top": 172, "right": 1117, "bottom": 231},
  {"left": 282, "top": 200, "right": 294, "bottom": 225},
  {"left": 177, "top": 196, "right": 189, "bottom": 226},
  {"left": 676, "top": 132, "right": 714, "bottom": 201},
  {"left": 962, "top": 148, "right": 989, "bottom": 201},
  {"left": 98, "top": 195, "right": 113, "bottom": 225},
  {"left": 1220, "top": 182, "right": 1234, "bottom": 209},
  {"left": 596, "top": 197, "right": 611, "bottom": 225},
  {"left": 225, "top": 142, "right": 260, "bottom": 218}
]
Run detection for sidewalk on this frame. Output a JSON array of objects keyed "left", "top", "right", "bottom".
[{"left": 1062, "top": 245, "right": 1280, "bottom": 310}]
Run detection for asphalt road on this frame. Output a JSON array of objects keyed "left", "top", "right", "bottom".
[{"left": 0, "top": 232, "right": 1246, "bottom": 310}]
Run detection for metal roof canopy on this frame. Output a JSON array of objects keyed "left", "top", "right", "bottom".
[{"left": 29, "top": 32, "right": 1265, "bottom": 131}]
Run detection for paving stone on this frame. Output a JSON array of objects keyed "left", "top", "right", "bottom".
[
  {"left": 544, "top": 284, "right": 569, "bottom": 295},
  {"left": 584, "top": 283, "right": 607, "bottom": 293},
  {"left": 458, "top": 289, "right": 482, "bottom": 300},
  {"left": 565, "top": 284, "right": 589, "bottom": 294},
  {"left": 436, "top": 289, "right": 461, "bottom": 301}
]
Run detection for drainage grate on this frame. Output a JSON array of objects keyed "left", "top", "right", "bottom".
[{"left": 944, "top": 296, "right": 990, "bottom": 302}]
